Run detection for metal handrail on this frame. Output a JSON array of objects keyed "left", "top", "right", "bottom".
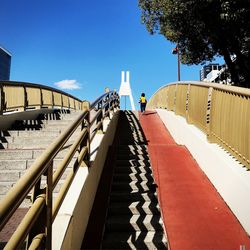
[{"left": 0, "top": 88, "right": 120, "bottom": 249}]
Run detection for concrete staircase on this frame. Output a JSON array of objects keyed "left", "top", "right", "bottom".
[
  {"left": 0, "top": 109, "right": 82, "bottom": 206},
  {"left": 101, "top": 111, "right": 168, "bottom": 249}
]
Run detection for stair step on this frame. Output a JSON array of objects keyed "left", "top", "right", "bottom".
[
  {"left": 43, "top": 123, "right": 72, "bottom": 129},
  {"left": 116, "top": 153, "right": 149, "bottom": 160},
  {"left": 101, "top": 231, "right": 168, "bottom": 249},
  {"left": 8, "top": 130, "right": 61, "bottom": 137},
  {"left": 6, "top": 138, "right": 77, "bottom": 149},
  {"left": 7, "top": 140, "right": 55, "bottom": 149},
  {"left": 117, "top": 147, "right": 149, "bottom": 155},
  {"left": 105, "top": 214, "right": 164, "bottom": 232},
  {"left": 0, "top": 160, "right": 27, "bottom": 170},
  {"left": 109, "top": 201, "right": 160, "bottom": 215},
  {"left": 0, "top": 170, "right": 21, "bottom": 182},
  {"left": 116, "top": 159, "right": 151, "bottom": 167},
  {"left": 111, "top": 181, "right": 157, "bottom": 192},
  {"left": 0, "top": 148, "right": 72, "bottom": 160},
  {"left": 0, "top": 182, "right": 13, "bottom": 195},
  {"left": 0, "top": 150, "right": 34, "bottom": 160},
  {"left": 110, "top": 192, "right": 158, "bottom": 202},
  {"left": 112, "top": 173, "right": 154, "bottom": 182},
  {"left": 114, "top": 166, "right": 152, "bottom": 174},
  {"left": 44, "top": 120, "right": 73, "bottom": 125},
  {"left": 118, "top": 145, "right": 148, "bottom": 150},
  {"left": 12, "top": 136, "right": 58, "bottom": 144}
]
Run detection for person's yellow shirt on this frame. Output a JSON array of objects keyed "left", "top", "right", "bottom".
[{"left": 140, "top": 96, "right": 146, "bottom": 103}]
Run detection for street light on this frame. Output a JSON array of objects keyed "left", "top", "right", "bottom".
[{"left": 172, "top": 45, "right": 181, "bottom": 81}]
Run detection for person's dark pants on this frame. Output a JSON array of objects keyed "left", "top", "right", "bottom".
[{"left": 140, "top": 103, "right": 146, "bottom": 112}]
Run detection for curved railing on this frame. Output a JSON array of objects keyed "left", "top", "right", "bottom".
[
  {"left": 0, "top": 81, "right": 83, "bottom": 114},
  {"left": 147, "top": 81, "right": 250, "bottom": 169},
  {"left": 0, "top": 86, "right": 119, "bottom": 249}
]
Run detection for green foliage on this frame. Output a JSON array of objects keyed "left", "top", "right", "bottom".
[{"left": 138, "top": 0, "right": 250, "bottom": 87}]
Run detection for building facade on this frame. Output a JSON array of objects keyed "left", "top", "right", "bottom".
[
  {"left": 200, "top": 64, "right": 222, "bottom": 81},
  {"left": 0, "top": 46, "right": 12, "bottom": 80}
]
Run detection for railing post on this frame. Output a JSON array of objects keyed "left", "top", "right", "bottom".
[
  {"left": 0, "top": 83, "right": 4, "bottom": 115},
  {"left": 82, "top": 101, "right": 90, "bottom": 166},
  {"left": 40, "top": 88, "right": 43, "bottom": 109},
  {"left": 23, "top": 85, "right": 28, "bottom": 111},
  {"left": 45, "top": 163, "right": 53, "bottom": 250},
  {"left": 206, "top": 86, "right": 214, "bottom": 142},
  {"left": 52, "top": 91, "right": 55, "bottom": 109},
  {"left": 97, "top": 100, "right": 104, "bottom": 133},
  {"left": 186, "top": 84, "right": 191, "bottom": 122},
  {"left": 26, "top": 162, "right": 53, "bottom": 249},
  {"left": 174, "top": 83, "right": 178, "bottom": 113}
]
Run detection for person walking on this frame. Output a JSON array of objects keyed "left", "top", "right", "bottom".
[{"left": 139, "top": 93, "right": 147, "bottom": 113}]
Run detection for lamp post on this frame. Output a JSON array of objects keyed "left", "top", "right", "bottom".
[{"left": 172, "top": 45, "right": 181, "bottom": 81}]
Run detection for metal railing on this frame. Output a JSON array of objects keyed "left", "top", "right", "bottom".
[
  {"left": 0, "top": 81, "right": 83, "bottom": 114},
  {"left": 0, "top": 84, "right": 119, "bottom": 249},
  {"left": 147, "top": 81, "right": 250, "bottom": 169}
]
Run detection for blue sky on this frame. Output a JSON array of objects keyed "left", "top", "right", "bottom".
[{"left": 0, "top": 0, "right": 223, "bottom": 109}]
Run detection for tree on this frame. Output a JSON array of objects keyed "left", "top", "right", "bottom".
[{"left": 139, "top": 0, "right": 250, "bottom": 88}]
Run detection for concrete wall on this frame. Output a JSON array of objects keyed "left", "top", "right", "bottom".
[
  {"left": 52, "top": 111, "right": 120, "bottom": 250},
  {"left": 156, "top": 109, "right": 250, "bottom": 236}
]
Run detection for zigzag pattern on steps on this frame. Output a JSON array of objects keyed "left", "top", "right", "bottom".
[{"left": 101, "top": 111, "right": 168, "bottom": 249}]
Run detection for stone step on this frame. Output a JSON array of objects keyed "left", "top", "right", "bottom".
[
  {"left": 110, "top": 192, "right": 158, "bottom": 202},
  {"left": 26, "top": 158, "right": 77, "bottom": 169},
  {"left": 112, "top": 173, "right": 154, "bottom": 182},
  {"left": 117, "top": 147, "right": 149, "bottom": 155},
  {"left": 0, "top": 182, "right": 13, "bottom": 195},
  {"left": 6, "top": 138, "right": 78, "bottom": 149},
  {"left": 44, "top": 120, "right": 74, "bottom": 125},
  {"left": 108, "top": 201, "right": 160, "bottom": 215},
  {"left": 0, "top": 150, "right": 34, "bottom": 160},
  {"left": 0, "top": 147, "right": 75, "bottom": 160},
  {"left": 43, "top": 123, "right": 72, "bottom": 129},
  {"left": 0, "top": 160, "right": 27, "bottom": 170},
  {"left": 0, "top": 170, "right": 21, "bottom": 182},
  {"left": 101, "top": 231, "right": 168, "bottom": 249},
  {"left": 7, "top": 139, "right": 56, "bottom": 149},
  {"left": 0, "top": 160, "right": 76, "bottom": 198},
  {"left": 11, "top": 136, "right": 58, "bottom": 144},
  {"left": 118, "top": 145, "right": 148, "bottom": 151},
  {"left": 7, "top": 130, "right": 61, "bottom": 137},
  {"left": 116, "top": 153, "right": 149, "bottom": 161},
  {"left": 111, "top": 181, "right": 157, "bottom": 192},
  {"left": 105, "top": 214, "right": 164, "bottom": 232},
  {"left": 115, "top": 159, "right": 151, "bottom": 167},
  {"left": 0, "top": 157, "right": 76, "bottom": 171},
  {"left": 33, "top": 147, "right": 79, "bottom": 159},
  {"left": 114, "top": 166, "right": 152, "bottom": 174}
]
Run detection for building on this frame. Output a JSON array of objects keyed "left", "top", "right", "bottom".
[
  {"left": 200, "top": 63, "right": 223, "bottom": 81},
  {"left": 200, "top": 63, "right": 232, "bottom": 84},
  {"left": 0, "top": 46, "right": 12, "bottom": 80}
]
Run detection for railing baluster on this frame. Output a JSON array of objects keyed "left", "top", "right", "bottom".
[{"left": 0, "top": 83, "right": 4, "bottom": 114}]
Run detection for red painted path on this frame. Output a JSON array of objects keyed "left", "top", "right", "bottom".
[{"left": 139, "top": 111, "right": 250, "bottom": 250}]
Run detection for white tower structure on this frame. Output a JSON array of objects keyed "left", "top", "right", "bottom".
[{"left": 118, "top": 71, "right": 135, "bottom": 110}]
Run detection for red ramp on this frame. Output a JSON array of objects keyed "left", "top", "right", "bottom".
[{"left": 139, "top": 111, "right": 250, "bottom": 250}]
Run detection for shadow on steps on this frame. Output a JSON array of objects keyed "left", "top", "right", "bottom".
[{"left": 82, "top": 110, "right": 168, "bottom": 249}]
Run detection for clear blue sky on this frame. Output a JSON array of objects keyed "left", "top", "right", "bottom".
[{"left": 0, "top": 0, "right": 222, "bottom": 109}]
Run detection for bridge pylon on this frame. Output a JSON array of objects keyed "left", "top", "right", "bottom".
[{"left": 118, "top": 71, "right": 135, "bottom": 110}]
